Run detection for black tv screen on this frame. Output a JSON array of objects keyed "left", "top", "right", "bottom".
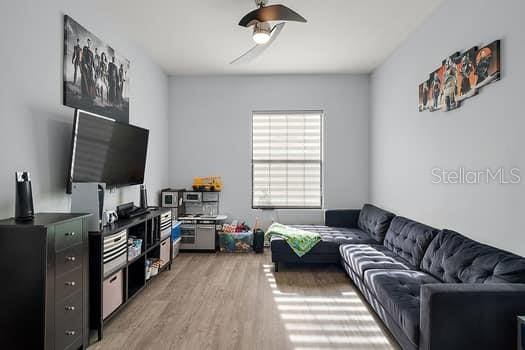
[{"left": 68, "top": 110, "right": 149, "bottom": 189}]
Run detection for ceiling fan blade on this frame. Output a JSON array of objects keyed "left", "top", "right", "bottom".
[
  {"left": 239, "top": 4, "right": 306, "bottom": 27},
  {"left": 230, "top": 23, "right": 285, "bottom": 64}
]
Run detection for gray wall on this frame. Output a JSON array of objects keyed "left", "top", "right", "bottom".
[
  {"left": 168, "top": 75, "right": 370, "bottom": 225},
  {"left": 370, "top": 0, "right": 525, "bottom": 254},
  {"left": 0, "top": 0, "right": 169, "bottom": 218}
]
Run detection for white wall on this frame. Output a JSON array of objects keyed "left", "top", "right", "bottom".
[
  {"left": 0, "top": 0, "right": 169, "bottom": 218},
  {"left": 168, "top": 75, "right": 370, "bottom": 225},
  {"left": 370, "top": 0, "right": 525, "bottom": 254}
]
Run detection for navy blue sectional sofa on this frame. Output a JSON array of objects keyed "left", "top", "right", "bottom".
[{"left": 269, "top": 204, "right": 525, "bottom": 350}]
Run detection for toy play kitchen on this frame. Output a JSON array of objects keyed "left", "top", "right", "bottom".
[
  {"left": 162, "top": 177, "right": 227, "bottom": 251},
  {"left": 178, "top": 190, "right": 227, "bottom": 250}
]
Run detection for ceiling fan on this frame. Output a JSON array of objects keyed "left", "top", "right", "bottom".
[{"left": 230, "top": 0, "right": 307, "bottom": 64}]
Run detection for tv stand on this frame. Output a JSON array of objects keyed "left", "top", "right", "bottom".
[{"left": 88, "top": 207, "right": 172, "bottom": 343}]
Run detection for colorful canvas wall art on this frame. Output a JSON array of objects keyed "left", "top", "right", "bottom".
[{"left": 419, "top": 40, "right": 500, "bottom": 113}]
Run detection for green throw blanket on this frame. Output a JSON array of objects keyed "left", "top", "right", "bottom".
[{"left": 265, "top": 223, "right": 321, "bottom": 257}]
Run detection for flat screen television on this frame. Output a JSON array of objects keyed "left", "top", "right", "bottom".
[{"left": 67, "top": 110, "right": 149, "bottom": 192}]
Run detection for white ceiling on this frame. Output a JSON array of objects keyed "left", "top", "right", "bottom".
[{"left": 96, "top": 0, "right": 444, "bottom": 75}]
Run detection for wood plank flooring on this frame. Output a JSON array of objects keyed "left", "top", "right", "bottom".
[{"left": 89, "top": 251, "right": 399, "bottom": 350}]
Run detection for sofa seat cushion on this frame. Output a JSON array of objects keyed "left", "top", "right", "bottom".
[
  {"left": 420, "top": 230, "right": 525, "bottom": 283},
  {"left": 363, "top": 269, "right": 441, "bottom": 345},
  {"left": 291, "top": 225, "right": 377, "bottom": 245},
  {"left": 383, "top": 216, "right": 439, "bottom": 267},
  {"left": 340, "top": 244, "right": 413, "bottom": 278},
  {"left": 271, "top": 225, "right": 376, "bottom": 257},
  {"left": 357, "top": 204, "right": 396, "bottom": 243}
]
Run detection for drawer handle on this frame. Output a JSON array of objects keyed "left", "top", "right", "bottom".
[
  {"left": 65, "top": 232, "right": 76, "bottom": 237},
  {"left": 65, "top": 281, "right": 76, "bottom": 287},
  {"left": 65, "top": 306, "right": 75, "bottom": 311},
  {"left": 66, "top": 256, "right": 76, "bottom": 262},
  {"left": 109, "top": 275, "right": 118, "bottom": 283},
  {"left": 65, "top": 330, "right": 76, "bottom": 336}
]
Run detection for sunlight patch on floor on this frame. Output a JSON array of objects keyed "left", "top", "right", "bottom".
[
  {"left": 289, "top": 334, "right": 390, "bottom": 345},
  {"left": 262, "top": 263, "right": 396, "bottom": 350},
  {"left": 277, "top": 304, "right": 368, "bottom": 312},
  {"left": 274, "top": 296, "right": 363, "bottom": 304},
  {"left": 272, "top": 290, "right": 300, "bottom": 296},
  {"left": 284, "top": 323, "right": 392, "bottom": 333},
  {"left": 280, "top": 313, "right": 376, "bottom": 321}
]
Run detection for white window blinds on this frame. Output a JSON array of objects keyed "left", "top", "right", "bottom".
[{"left": 252, "top": 111, "right": 323, "bottom": 209}]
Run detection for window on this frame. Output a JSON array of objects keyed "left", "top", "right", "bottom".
[{"left": 252, "top": 111, "right": 324, "bottom": 209}]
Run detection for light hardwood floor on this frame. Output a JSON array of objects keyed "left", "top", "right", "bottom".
[{"left": 89, "top": 251, "right": 400, "bottom": 350}]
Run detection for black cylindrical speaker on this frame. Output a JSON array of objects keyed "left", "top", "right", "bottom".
[
  {"left": 15, "top": 171, "right": 34, "bottom": 221},
  {"left": 253, "top": 228, "right": 265, "bottom": 253},
  {"left": 140, "top": 185, "right": 148, "bottom": 209}
]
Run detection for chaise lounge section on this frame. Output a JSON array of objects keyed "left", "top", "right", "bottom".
[{"left": 269, "top": 204, "right": 395, "bottom": 271}]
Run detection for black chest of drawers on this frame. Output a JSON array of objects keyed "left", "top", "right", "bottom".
[{"left": 0, "top": 213, "right": 91, "bottom": 349}]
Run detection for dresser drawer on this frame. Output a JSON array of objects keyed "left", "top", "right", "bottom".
[
  {"left": 55, "top": 290, "right": 83, "bottom": 333},
  {"left": 64, "top": 337, "right": 82, "bottom": 350},
  {"left": 55, "top": 219, "right": 83, "bottom": 252},
  {"left": 56, "top": 243, "right": 83, "bottom": 277},
  {"left": 56, "top": 266, "right": 82, "bottom": 301},
  {"left": 55, "top": 306, "right": 82, "bottom": 350}
]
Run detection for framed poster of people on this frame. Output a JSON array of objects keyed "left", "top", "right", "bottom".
[
  {"left": 63, "top": 15, "right": 130, "bottom": 123},
  {"left": 419, "top": 40, "right": 500, "bottom": 113}
]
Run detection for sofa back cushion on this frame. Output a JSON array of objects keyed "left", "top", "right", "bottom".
[
  {"left": 382, "top": 216, "right": 439, "bottom": 267},
  {"left": 357, "top": 204, "right": 395, "bottom": 243},
  {"left": 420, "top": 230, "right": 525, "bottom": 283}
]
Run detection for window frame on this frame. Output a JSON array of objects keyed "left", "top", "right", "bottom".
[{"left": 251, "top": 110, "right": 325, "bottom": 210}]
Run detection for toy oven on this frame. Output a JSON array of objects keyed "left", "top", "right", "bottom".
[{"left": 183, "top": 192, "right": 202, "bottom": 203}]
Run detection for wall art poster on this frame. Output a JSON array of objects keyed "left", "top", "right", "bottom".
[
  {"left": 63, "top": 15, "right": 130, "bottom": 123},
  {"left": 419, "top": 40, "right": 500, "bottom": 112}
]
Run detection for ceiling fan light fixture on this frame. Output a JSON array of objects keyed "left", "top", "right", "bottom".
[
  {"left": 252, "top": 22, "right": 271, "bottom": 44},
  {"left": 232, "top": 0, "right": 308, "bottom": 64},
  {"left": 253, "top": 31, "right": 271, "bottom": 44}
]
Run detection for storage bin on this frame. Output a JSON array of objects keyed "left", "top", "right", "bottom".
[
  {"left": 102, "top": 270, "right": 123, "bottom": 319},
  {"left": 103, "top": 230, "right": 127, "bottom": 277},
  {"left": 145, "top": 259, "right": 161, "bottom": 280},
  {"left": 128, "top": 246, "right": 141, "bottom": 260},
  {"left": 171, "top": 221, "right": 181, "bottom": 241},
  {"left": 160, "top": 238, "right": 170, "bottom": 267},
  {"left": 103, "top": 250, "right": 127, "bottom": 278},
  {"left": 161, "top": 228, "right": 171, "bottom": 240},
  {"left": 160, "top": 211, "right": 172, "bottom": 240},
  {"left": 128, "top": 238, "right": 142, "bottom": 260},
  {"left": 172, "top": 237, "right": 181, "bottom": 260},
  {"left": 219, "top": 231, "right": 253, "bottom": 253}
]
